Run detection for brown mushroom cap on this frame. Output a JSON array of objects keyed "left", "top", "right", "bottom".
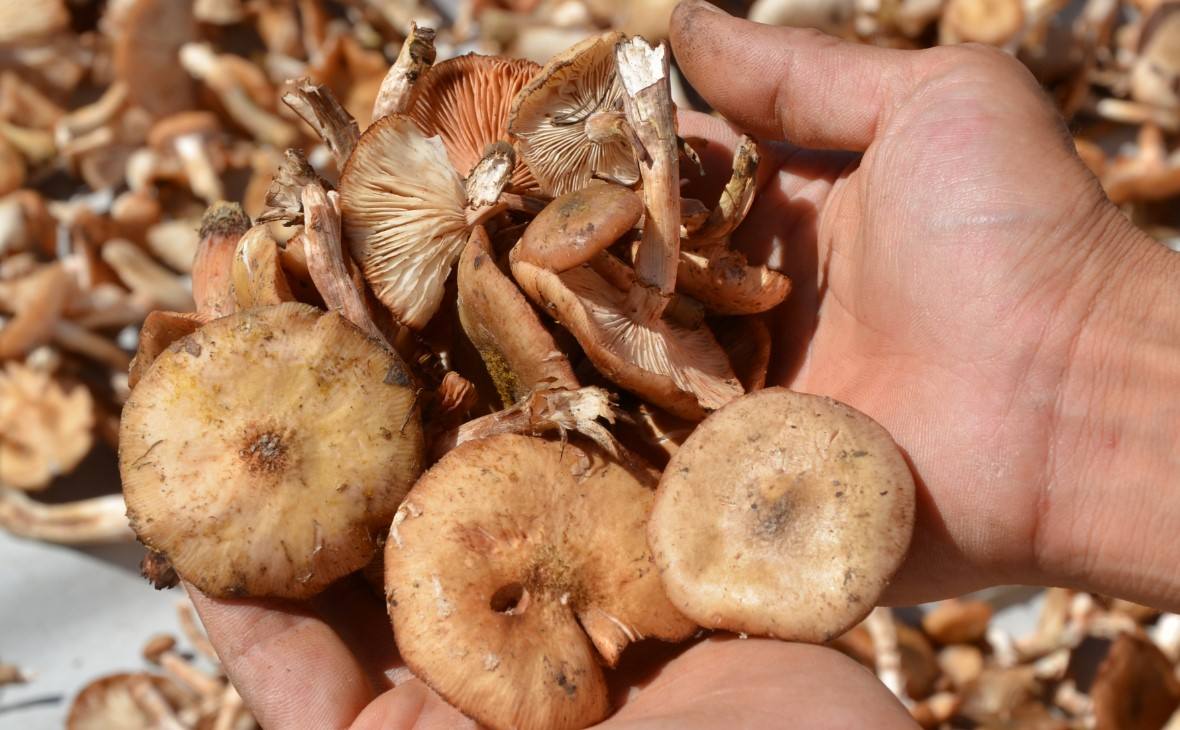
[
  {"left": 648, "top": 387, "right": 915, "bottom": 641},
  {"left": 127, "top": 310, "right": 209, "bottom": 390},
  {"left": 409, "top": 54, "right": 541, "bottom": 191},
  {"left": 940, "top": 0, "right": 1025, "bottom": 45},
  {"left": 338, "top": 113, "right": 469, "bottom": 330},
  {"left": 457, "top": 225, "right": 578, "bottom": 406},
  {"left": 676, "top": 248, "right": 791, "bottom": 315},
  {"left": 67, "top": 673, "right": 189, "bottom": 730},
  {"left": 385, "top": 434, "right": 695, "bottom": 730},
  {"left": 120, "top": 303, "right": 423, "bottom": 598},
  {"left": 513, "top": 182, "right": 643, "bottom": 272},
  {"left": 112, "top": 0, "right": 197, "bottom": 118},
  {"left": 1091, "top": 634, "right": 1180, "bottom": 729},
  {"left": 0, "top": 361, "right": 94, "bottom": 491},
  {"left": 508, "top": 32, "right": 639, "bottom": 197}
]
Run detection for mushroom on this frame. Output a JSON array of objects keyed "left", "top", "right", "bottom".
[
  {"left": 923, "top": 599, "right": 994, "bottom": 645},
  {"left": 146, "top": 112, "right": 226, "bottom": 205},
  {"left": 0, "top": 261, "right": 73, "bottom": 360},
  {"left": 507, "top": 31, "right": 639, "bottom": 197},
  {"left": 142, "top": 634, "right": 222, "bottom": 702},
  {"left": 373, "top": 22, "right": 438, "bottom": 120},
  {"left": 1091, "top": 634, "right": 1180, "bottom": 729},
  {"left": 193, "top": 201, "right": 250, "bottom": 318},
  {"left": 67, "top": 673, "right": 190, "bottom": 730},
  {"left": 280, "top": 78, "right": 360, "bottom": 171},
  {"left": 1130, "top": 3, "right": 1180, "bottom": 111},
  {"left": 713, "top": 314, "right": 772, "bottom": 391},
  {"left": 409, "top": 53, "right": 542, "bottom": 190},
  {"left": 510, "top": 182, "right": 742, "bottom": 420},
  {"left": 0, "top": 361, "right": 94, "bottom": 490},
  {"left": 0, "top": 0, "right": 68, "bottom": 45},
  {"left": 338, "top": 114, "right": 513, "bottom": 329},
  {"left": 385, "top": 433, "right": 696, "bottom": 730},
  {"left": 127, "top": 311, "right": 208, "bottom": 390},
  {"left": 230, "top": 224, "right": 293, "bottom": 309},
  {"left": 457, "top": 225, "right": 579, "bottom": 407},
  {"left": 179, "top": 42, "right": 298, "bottom": 148},
  {"left": 677, "top": 137, "right": 791, "bottom": 316},
  {"left": 120, "top": 303, "right": 424, "bottom": 598},
  {"left": 111, "top": 0, "right": 198, "bottom": 118},
  {"left": 939, "top": 0, "right": 1026, "bottom": 46},
  {"left": 0, "top": 490, "right": 132, "bottom": 544},
  {"left": 146, "top": 219, "right": 201, "bottom": 274},
  {"left": 101, "top": 239, "right": 195, "bottom": 313},
  {"left": 648, "top": 387, "right": 916, "bottom": 641}
]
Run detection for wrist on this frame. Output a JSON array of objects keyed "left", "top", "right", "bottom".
[{"left": 1034, "top": 216, "right": 1180, "bottom": 609}]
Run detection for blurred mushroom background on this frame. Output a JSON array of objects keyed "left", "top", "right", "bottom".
[{"left": 1, "top": 0, "right": 1178, "bottom": 727}]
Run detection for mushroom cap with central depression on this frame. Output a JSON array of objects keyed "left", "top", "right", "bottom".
[{"left": 120, "top": 303, "right": 423, "bottom": 599}]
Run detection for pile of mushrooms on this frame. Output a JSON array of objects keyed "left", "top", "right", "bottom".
[
  {"left": 64, "top": 598, "right": 256, "bottom": 730},
  {"left": 111, "top": 22, "right": 920, "bottom": 728},
  {"left": 842, "top": 592, "right": 1180, "bottom": 729}
]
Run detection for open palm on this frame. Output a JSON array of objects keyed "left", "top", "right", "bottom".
[{"left": 190, "top": 3, "right": 1175, "bottom": 728}]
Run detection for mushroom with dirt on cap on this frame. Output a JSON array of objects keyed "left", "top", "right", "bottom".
[
  {"left": 119, "top": 302, "right": 424, "bottom": 598},
  {"left": 648, "top": 387, "right": 916, "bottom": 642}
]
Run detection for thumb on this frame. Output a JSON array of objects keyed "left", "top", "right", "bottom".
[{"left": 670, "top": 0, "right": 933, "bottom": 151}]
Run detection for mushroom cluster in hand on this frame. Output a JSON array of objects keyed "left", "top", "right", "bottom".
[{"left": 115, "top": 28, "right": 916, "bottom": 730}]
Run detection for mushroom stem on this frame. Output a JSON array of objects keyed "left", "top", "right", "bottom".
[
  {"left": 433, "top": 386, "right": 619, "bottom": 459},
  {"left": 180, "top": 43, "right": 297, "bottom": 147},
  {"left": 464, "top": 141, "right": 516, "bottom": 224},
  {"left": 301, "top": 182, "right": 387, "bottom": 345},
  {"left": 373, "top": 22, "right": 437, "bottom": 121},
  {"left": 174, "top": 134, "right": 225, "bottom": 204},
  {"left": 499, "top": 192, "right": 549, "bottom": 215},
  {"left": 52, "top": 319, "right": 133, "bottom": 372},
  {"left": 194, "top": 202, "right": 251, "bottom": 318},
  {"left": 212, "top": 684, "right": 249, "bottom": 730},
  {"left": 0, "top": 489, "right": 132, "bottom": 544},
  {"left": 688, "top": 136, "right": 760, "bottom": 247},
  {"left": 281, "top": 79, "right": 360, "bottom": 170},
  {"left": 176, "top": 599, "right": 220, "bottom": 665},
  {"left": 127, "top": 675, "right": 188, "bottom": 730},
  {"left": 102, "top": 239, "right": 195, "bottom": 313},
  {"left": 0, "top": 662, "right": 31, "bottom": 686},
  {"left": 866, "top": 607, "right": 911, "bottom": 706},
  {"left": 144, "top": 635, "right": 223, "bottom": 699},
  {"left": 616, "top": 37, "right": 680, "bottom": 323}
]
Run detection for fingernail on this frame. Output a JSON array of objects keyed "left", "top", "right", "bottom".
[{"left": 681, "top": 0, "right": 730, "bottom": 16}]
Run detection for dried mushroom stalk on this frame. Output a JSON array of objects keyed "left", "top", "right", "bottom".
[
  {"left": 373, "top": 22, "right": 437, "bottom": 121},
  {"left": 281, "top": 79, "right": 360, "bottom": 169}
]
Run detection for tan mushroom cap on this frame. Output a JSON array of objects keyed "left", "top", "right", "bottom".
[
  {"left": 67, "top": 673, "right": 189, "bottom": 730},
  {"left": 508, "top": 31, "right": 639, "bottom": 197},
  {"left": 0, "top": 362, "right": 94, "bottom": 491},
  {"left": 457, "top": 225, "right": 578, "bottom": 407},
  {"left": 386, "top": 434, "right": 695, "bottom": 730},
  {"left": 0, "top": 0, "right": 68, "bottom": 44},
  {"left": 409, "top": 54, "right": 541, "bottom": 191},
  {"left": 120, "top": 303, "right": 423, "bottom": 598},
  {"left": 338, "top": 113, "right": 468, "bottom": 330},
  {"left": 514, "top": 182, "right": 643, "bottom": 272},
  {"left": 649, "top": 388, "right": 915, "bottom": 642},
  {"left": 940, "top": 0, "right": 1025, "bottom": 45}
]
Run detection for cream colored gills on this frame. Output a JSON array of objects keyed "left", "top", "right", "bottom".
[{"left": 120, "top": 303, "right": 423, "bottom": 600}]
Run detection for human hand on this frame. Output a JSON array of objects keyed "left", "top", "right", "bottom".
[
  {"left": 672, "top": 0, "right": 1180, "bottom": 608},
  {"left": 190, "top": 4, "right": 1180, "bottom": 728}
]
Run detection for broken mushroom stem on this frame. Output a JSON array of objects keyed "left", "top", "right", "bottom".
[
  {"left": 615, "top": 36, "right": 681, "bottom": 323},
  {"left": 301, "top": 181, "right": 390, "bottom": 347},
  {"left": 281, "top": 78, "right": 360, "bottom": 170},
  {"left": 464, "top": 141, "right": 516, "bottom": 225},
  {"left": 433, "top": 385, "right": 620, "bottom": 459},
  {"left": 372, "top": 22, "right": 438, "bottom": 121}
]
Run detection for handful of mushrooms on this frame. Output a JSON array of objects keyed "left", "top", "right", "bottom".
[{"left": 116, "top": 28, "right": 917, "bottom": 730}]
